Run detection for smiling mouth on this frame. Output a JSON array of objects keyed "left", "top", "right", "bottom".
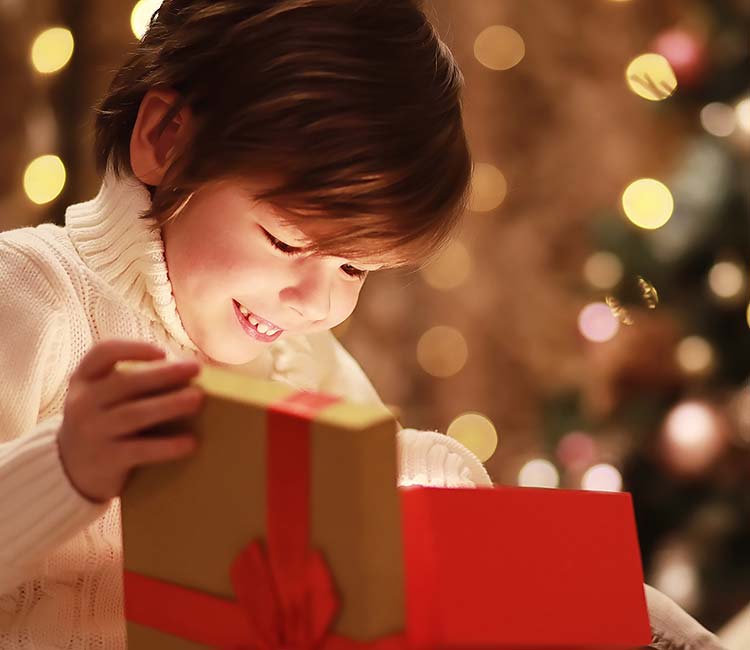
[{"left": 233, "top": 300, "right": 284, "bottom": 336}]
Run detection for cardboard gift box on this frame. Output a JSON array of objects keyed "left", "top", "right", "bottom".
[{"left": 118, "top": 361, "right": 651, "bottom": 649}]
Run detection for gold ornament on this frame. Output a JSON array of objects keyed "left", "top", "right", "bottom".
[
  {"left": 637, "top": 276, "right": 659, "bottom": 309},
  {"left": 605, "top": 295, "right": 634, "bottom": 325}
]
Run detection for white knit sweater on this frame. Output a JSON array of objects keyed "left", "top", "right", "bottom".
[{"left": 0, "top": 168, "right": 492, "bottom": 649}]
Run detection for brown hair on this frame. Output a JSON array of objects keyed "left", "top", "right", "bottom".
[{"left": 94, "top": 0, "right": 472, "bottom": 268}]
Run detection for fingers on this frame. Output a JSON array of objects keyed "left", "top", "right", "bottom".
[
  {"left": 107, "top": 384, "right": 205, "bottom": 437},
  {"left": 98, "top": 359, "right": 202, "bottom": 409},
  {"left": 75, "top": 339, "right": 166, "bottom": 382},
  {"left": 117, "top": 431, "right": 199, "bottom": 468}
]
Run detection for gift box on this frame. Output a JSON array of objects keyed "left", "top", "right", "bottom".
[
  {"left": 119, "top": 361, "right": 651, "bottom": 649},
  {"left": 119, "top": 361, "right": 405, "bottom": 649},
  {"left": 401, "top": 486, "right": 652, "bottom": 649}
]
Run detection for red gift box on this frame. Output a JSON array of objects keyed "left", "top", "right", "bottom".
[{"left": 401, "top": 485, "right": 652, "bottom": 649}]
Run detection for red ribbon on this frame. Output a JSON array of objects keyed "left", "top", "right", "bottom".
[{"left": 124, "top": 390, "right": 406, "bottom": 650}]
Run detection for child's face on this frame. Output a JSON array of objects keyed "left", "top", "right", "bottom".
[{"left": 161, "top": 179, "right": 385, "bottom": 365}]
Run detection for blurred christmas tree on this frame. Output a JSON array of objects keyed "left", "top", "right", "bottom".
[{"left": 541, "top": 0, "right": 750, "bottom": 630}]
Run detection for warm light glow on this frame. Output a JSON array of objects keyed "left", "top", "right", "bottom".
[
  {"left": 625, "top": 53, "right": 677, "bottom": 102},
  {"left": 700, "top": 103, "right": 736, "bottom": 137},
  {"left": 621, "top": 178, "right": 674, "bottom": 230},
  {"left": 578, "top": 302, "right": 620, "bottom": 342},
  {"left": 416, "top": 326, "right": 468, "bottom": 378},
  {"left": 625, "top": 53, "right": 677, "bottom": 101},
  {"left": 23, "top": 155, "right": 66, "bottom": 205},
  {"left": 708, "top": 261, "right": 746, "bottom": 300},
  {"left": 31, "top": 27, "right": 74, "bottom": 74},
  {"left": 469, "top": 163, "right": 507, "bottom": 213},
  {"left": 518, "top": 459, "right": 559, "bottom": 488},
  {"left": 652, "top": 550, "right": 699, "bottom": 611},
  {"left": 675, "top": 336, "right": 714, "bottom": 376},
  {"left": 581, "top": 464, "right": 622, "bottom": 492},
  {"left": 662, "top": 401, "right": 725, "bottom": 475},
  {"left": 583, "top": 251, "right": 623, "bottom": 290},
  {"left": 420, "top": 241, "right": 472, "bottom": 290},
  {"left": 474, "top": 25, "right": 525, "bottom": 71},
  {"left": 131, "top": 0, "right": 163, "bottom": 39},
  {"left": 666, "top": 403, "right": 716, "bottom": 448},
  {"left": 447, "top": 412, "right": 498, "bottom": 463},
  {"left": 736, "top": 97, "right": 750, "bottom": 134}
]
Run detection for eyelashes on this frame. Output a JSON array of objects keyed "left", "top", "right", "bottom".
[{"left": 261, "top": 228, "right": 369, "bottom": 280}]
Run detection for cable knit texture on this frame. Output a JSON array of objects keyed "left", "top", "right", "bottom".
[{"left": 0, "top": 167, "right": 492, "bottom": 649}]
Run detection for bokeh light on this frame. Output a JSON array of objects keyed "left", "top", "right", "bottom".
[
  {"left": 578, "top": 302, "right": 620, "bottom": 342},
  {"left": 131, "top": 0, "right": 163, "bottom": 40},
  {"left": 625, "top": 53, "right": 677, "bottom": 101},
  {"left": 651, "top": 547, "right": 699, "bottom": 612},
  {"left": 420, "top": 241, "right": 472, "bottom": 290},
  {"left": 556, "top": 431, "right": 597, "bottom": 471},
  {"left": 446, "top": 412, "right": 498, "bottom": 462},
  {"left": 474, "top": 25, "right": 525, "bottom": 71},
  {"left": 675, "top": 336, "right": 715, "bottom": 377},
  {"left": 583, "top": 251, "right": 623, "bottom": 290},
  {"left": 468, "top": 163, "right": 507, "bottom": 213},
  {"left": 416, "top": 326, "right": 468, "bottom": 378},
  {"left": 700, "top": 102, "right": 736, "bottom": 137},
  {"left": 707, "top": 260, "right": 746, "bottom": 301},
  {"left": 662, "top": 401, "right": 726, "bottom": 475},
  {"left": 518, "top": 459, "right": 560, "bottom": 488},
  {"left": 581, "top": 463, "right": 622, "bottom": 492},
  {"left": 23, "top": 155, "right": 66, "bottom": 205},
  {"left": 621, "top": 178, "right": 674, "bottom": 229},
  {"left": 735, "top": 97, "right": 750, "bottom": 134},
  {"left": 31, "top": 27, "right": 74, "bottom": 74}
]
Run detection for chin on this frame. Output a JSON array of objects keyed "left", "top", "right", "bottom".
[{"left": 196, "top": 340, "right": 266, "bottom": 367}]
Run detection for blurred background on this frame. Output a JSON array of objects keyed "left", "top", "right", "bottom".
[{"left": 1, "top": 0, "right": 749, "bottom": 642}]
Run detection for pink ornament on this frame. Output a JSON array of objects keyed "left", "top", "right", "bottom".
[
  {"left": 651, "top": 27, "right": 708, "bottom": 87},
  {"left": 556, "top": 431, "right": 597, "bottom": 471}
]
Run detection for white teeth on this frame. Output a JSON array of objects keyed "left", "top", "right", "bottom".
[{"left": 237, "top": 302, "right": 279, "bottom": 336}]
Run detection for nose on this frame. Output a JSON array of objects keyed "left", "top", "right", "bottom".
[{"left": 279, "top": 263, "right": 332, "bottom": 323}]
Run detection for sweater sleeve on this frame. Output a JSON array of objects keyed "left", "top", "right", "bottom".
[
  {"left": 0, "top": 238, "right": 110, "bottom": 594},
  {"left": 313, "top": 330, "right": 493, "bottom": 488},
  {"left": 645, "top": 583, "right": 728, "bottom": 650}
]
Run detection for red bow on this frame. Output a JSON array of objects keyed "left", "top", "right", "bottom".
[
  {"left": 229, "top": 541, "right": 338, "bottom": 650},
  {"left": 124, "top": 539, "right": 338, "bottom": 649}
]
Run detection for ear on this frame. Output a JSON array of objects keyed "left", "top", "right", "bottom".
[{"left": 129, "top": 88, "right": 194, "bottom": 187}]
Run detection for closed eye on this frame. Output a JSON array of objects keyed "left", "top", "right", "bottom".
[{"left": 260, "top": 227, "right": 369, "bottom": 280}]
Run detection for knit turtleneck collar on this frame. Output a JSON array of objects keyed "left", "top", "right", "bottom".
[
  {"left": 64, "top": 165, "right": 200, "bottom": 353},
  {"left": 63, "top": 165, "right": 322, "bottom": 390}
]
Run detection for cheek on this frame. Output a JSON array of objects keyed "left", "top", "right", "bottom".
[
  {"left": 330, "top": 281, "right": 364, "bottom": 323},
  {"left": 171, "top": 231, "right": 271, "bottom": 295}
]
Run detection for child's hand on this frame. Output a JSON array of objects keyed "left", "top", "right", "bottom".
[{"left": 58, "top": 339, "right": 205, "bottom": 504}]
